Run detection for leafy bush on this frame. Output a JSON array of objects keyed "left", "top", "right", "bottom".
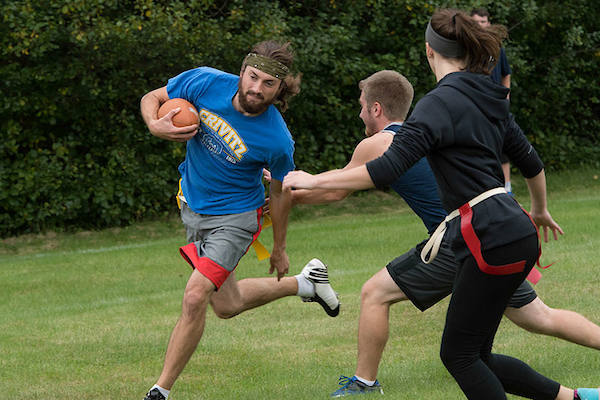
[{"left": 1, "top": 0, "right": 598, "bottom": 236}]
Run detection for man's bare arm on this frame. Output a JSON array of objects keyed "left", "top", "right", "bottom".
[
  {"left": 267, "top": 179, "right": 291, "bottom": 280},
  {"left": 290, "top": 132, "right": 393, "bottom": 205},
  {"left": 140, "top": 87, "right": 198, "bottom": 142}
]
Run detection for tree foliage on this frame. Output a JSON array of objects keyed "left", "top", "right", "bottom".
[{"left": 1, "top": 0, "right": 598, "bottom": 236}]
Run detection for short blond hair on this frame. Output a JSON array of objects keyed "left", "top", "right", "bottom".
[{"left": 358, "top": 70, "right": 414, "bottom": 121}]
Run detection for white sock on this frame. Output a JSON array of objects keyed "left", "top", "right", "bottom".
[
  {"left": 295, "top": 274, "right": 315, "bottom": 297},
  {"left": 151, "top": 384, "right": 170, "bottom": 399},
  {"left": 355, "top": 375, "right": 376, "bottom": 386},
  {"left": 505, "top": 181, "right": 512, "bottom": 192}
]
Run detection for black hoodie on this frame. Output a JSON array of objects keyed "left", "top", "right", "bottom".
[{"left": 367, "top": 71, "right": 543, "bottom": 260}]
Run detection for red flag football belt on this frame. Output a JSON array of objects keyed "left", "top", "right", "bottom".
[{"left": 421, "top": 188, "right": 543, "bottom": 281}]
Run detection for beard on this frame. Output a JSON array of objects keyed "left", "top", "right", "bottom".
[
  {"left": 363, "top": 118, "right": 379, "bottom": 137},
  {"left": 238, "top": 90, "right": 273, "bottom": 114},
  {"left": 237, "top": 82, "right": 276, "bottom": 115}
]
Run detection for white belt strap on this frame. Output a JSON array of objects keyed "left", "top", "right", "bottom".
[{"left": 420, "top": 187, "right": 507, "bottom": 264}]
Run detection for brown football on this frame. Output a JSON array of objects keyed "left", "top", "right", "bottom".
[{"left": 158, "top": 98, "right": 199, "bottom": 127}]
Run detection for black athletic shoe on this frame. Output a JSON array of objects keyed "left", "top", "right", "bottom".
[{"left": 143, "top": 388, "right": 166, "bottom": 400}]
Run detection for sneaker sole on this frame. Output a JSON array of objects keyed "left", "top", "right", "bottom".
[{"left": 310, "top": 293, "right": 340, "bottom": 317}]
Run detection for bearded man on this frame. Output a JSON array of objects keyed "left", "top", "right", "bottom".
[{"left": 140, "top": 40, "right": 340, "bottom": 400}]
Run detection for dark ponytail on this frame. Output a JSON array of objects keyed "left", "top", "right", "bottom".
[{"left": 431, "top": 9, "right": 508, "bottom": 75}]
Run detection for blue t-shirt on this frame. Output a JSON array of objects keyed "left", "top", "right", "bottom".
[
  {"left": 166, "top": 67, "right": 295, "bottom": 215},
  {"left": 383, "top": 123, "right": 446, "bottom": 234}
]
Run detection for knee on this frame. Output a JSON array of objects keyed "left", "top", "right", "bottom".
[
  {"left": 181, "top": 289, "right": 210, "bottom": 320},
  {"left": 439, "top": 342, "right": 455, "bottom": 369},
  {"left": 360, "top": 278, "right": 379, "bottom": 305},
  {"left": 361, "top": 273, "right": 406, "bottom": 308},
  {"left": 440, "top": 336, "right": 490, "bottom": 375},
  {"left": 439, "top": 338, "right": 469, "bottom": 372},
  {"left": 440, "top": 345, "right": 470, "bottom": 376},
  {"left": 181, "top": 276, "right": 215, "bottom": 318}
]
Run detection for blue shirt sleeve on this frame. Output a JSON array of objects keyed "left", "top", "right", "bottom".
[
  {"left": 166, "top": 67, "right": 213, "bottom": 102},
  {"left": 266, "top": 131, "right": 295, "bottom": 182}
]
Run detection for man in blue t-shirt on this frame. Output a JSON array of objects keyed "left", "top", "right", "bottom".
[
  {"left": 140, "top": 41, "right": 339, "bottom": 400},
  {"left": 282, "top": 70, "right": 600, "bottom": 397}
]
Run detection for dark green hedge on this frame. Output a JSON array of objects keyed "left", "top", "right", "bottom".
[{"left": 2, "top": 0, "right": 599, "bottom": 236}]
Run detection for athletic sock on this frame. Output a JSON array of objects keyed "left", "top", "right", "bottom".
[
  {"left": 355, "top": 375, "right": 376, "bottom": 387},
  {"left": 151, "top": 384, "right": 170, "bottom": 399},
  {"left": 295, "top": 273, "right": 315, "bottom": 297},
  {"left": 505, "top": 181, "right": 512, "bottom": 193}
]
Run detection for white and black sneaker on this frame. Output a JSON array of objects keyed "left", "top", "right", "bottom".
[
  {"left": 143, "top": 388, "right": 166, "bottom": 400},
  {"left": 301, "top": 258, "right": 340, "bottom": 317}
]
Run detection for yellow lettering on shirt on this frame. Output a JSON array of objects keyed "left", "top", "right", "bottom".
[
  {"left": 205, "top": 114, "right": 219, "bottom": 128},
  {"left": 217, "top": 123, "right": 232, "bottom": 138},
  {"left": 199, "top": 109, "right": 248, "bottom": 160},
  {"left": 229, "top": 137, "right": 247, "bottom": 159}
]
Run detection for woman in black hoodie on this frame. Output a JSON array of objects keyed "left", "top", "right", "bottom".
[{"left": 283, "top": 8, "right": 598, "bottom": 400}]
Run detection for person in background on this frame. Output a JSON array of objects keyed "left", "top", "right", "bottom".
[{"left": 472, "top": 7, "right": 514, "bottom": 195}]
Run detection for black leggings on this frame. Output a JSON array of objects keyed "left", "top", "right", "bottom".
[{"left": 440, "top": 234, "right": 561, "bottom": 400}]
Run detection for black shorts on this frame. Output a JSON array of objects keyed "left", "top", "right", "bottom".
[{"left": 386, "top": 239, "right": 538, "bottom": 312}]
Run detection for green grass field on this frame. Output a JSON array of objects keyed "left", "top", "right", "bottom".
[{"left": 1, "top": 168, "right": 599, "bottom": 399}]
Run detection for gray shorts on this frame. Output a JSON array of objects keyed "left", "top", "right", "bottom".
[
  {"left": 387, "top": 239, "right": 538, "bottom": 312},
  {"left": 180, "top": 202, "right": 262, "bottom": 272}
]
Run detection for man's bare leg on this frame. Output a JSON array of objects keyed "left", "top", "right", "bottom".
[
  {"left": 210, "top": 272, "right": 299, "bottom": 318},
  {"left": 504, "top": 297, "right": 600, "bottom": 350},
  {"left": 355, "top": 268, "right": 409, "bottom": 381},
  {"left": 157, "top": 270, "right": 216, "bottom": 390},
  {"left": 210, "top": 258, "right": 339, "bottom": 318}
]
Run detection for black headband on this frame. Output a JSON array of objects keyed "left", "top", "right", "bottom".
[{"left": 425, "top": 19, "right": 466, "bottom": 58}]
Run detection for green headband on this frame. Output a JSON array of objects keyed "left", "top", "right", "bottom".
[{"left": 243, "top": 53, "right": 290, "bottom": 80}]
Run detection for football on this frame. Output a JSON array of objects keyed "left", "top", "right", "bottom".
[{"left": 158, "top": 98, "right": 199, "bottom": 127}]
